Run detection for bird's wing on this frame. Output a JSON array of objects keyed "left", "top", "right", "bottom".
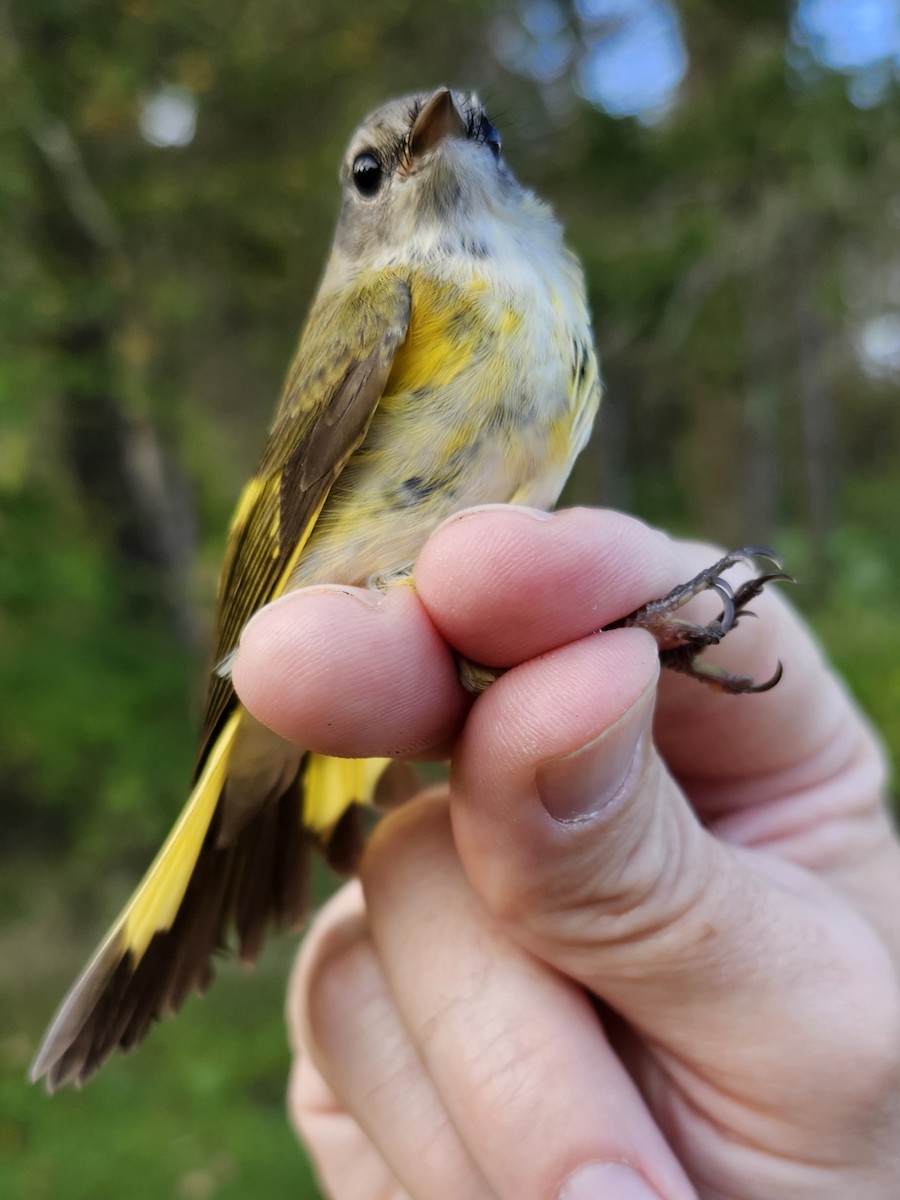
[{"left": 196, "top": 272, "right": 411, "bottom": 768}]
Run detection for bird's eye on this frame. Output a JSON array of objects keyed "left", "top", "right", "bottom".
[
  {"left": 352, "top": 151, "right": 383, "bottom": 197},
  {"left": 479, "top": 115, "right": 501, "bottom": 160}
]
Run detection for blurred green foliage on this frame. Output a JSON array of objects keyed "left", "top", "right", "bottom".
[
  {"left": 2, "top": 863, "right": 315, "bottom": 1200},
  {"left": 2, "top": 0, "right": 899, "bottom": 1196}
]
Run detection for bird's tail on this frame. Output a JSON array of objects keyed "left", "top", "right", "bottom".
[{"left": 30, "top": 708, "right": 411, "bottom": 1091}]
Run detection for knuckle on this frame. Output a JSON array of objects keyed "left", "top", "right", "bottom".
[
  {"left": 303, "top": 928, "right": 373, "bottom": 1048},
  {"left": 290, "top": 885, "right": 370, "bottom": 1054},
  {"left": 362, "top": 792, "right": 452, "bottom": 893},
  {"left": 485, "top": 765, "right": 708, "bottom": 973},
  {"left": 832, "top": 953, "right": 900, "bottom": 1108}
]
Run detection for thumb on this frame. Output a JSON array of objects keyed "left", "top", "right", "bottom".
[{"left": 449, "top": 628, "right": 891, "bottom": 1103}]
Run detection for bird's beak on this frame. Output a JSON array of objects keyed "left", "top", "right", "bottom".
[{"left": 408, "top": 87, "right": 467, "bottom": 160}]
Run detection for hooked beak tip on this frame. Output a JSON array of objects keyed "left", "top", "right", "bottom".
[{"left": 408, "top": 87, "right": 467, "bottom": 160}]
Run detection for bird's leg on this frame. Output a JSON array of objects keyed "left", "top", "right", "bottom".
[
  {"left": 455, "top": 653, "right": 505, "bottom": 695},
  {"left": 607, "top": 547, "right": 793, "bottom": 694},
  {"left": 460, "top": 549, "right": 792, "bottom": 697}
]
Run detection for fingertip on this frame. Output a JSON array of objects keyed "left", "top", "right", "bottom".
[
  {"left": 230, "top": 586, "right": 380, "bottom": 745},
  {"left": 452, "top": 626, "right": 661, "bottom": 851},
  {"left": 416, "top": 506, "right": 677, "bottom": 667},
  {"left": 231, "top": 585, "right": 468, "bottom": 757},
  {"left": 361, "top": 793, "right": 455, "bottom": 910},
  {"left": 287, "top": 881, "right": 368, "bottom": 1055}
]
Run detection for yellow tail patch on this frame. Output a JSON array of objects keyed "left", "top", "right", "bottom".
[{"left": 303, "top": 753, "right": 393, "bottom": 835}]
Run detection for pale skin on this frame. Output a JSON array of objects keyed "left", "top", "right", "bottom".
[{"left": 231, "top": 506, "right": 900, "bottom": 1200}]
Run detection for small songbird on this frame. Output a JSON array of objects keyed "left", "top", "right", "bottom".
[{"left": 32, "top": 87, "right": 783, "bottom": 1091}]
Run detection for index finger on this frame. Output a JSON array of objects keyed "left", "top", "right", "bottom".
[{"left": 415, "top": 506, "right": 885, "bottom": 822}]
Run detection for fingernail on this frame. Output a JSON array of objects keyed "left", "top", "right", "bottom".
[
  {"left": 241, "top": 585, "right": 383, "bottom": 638},
  {"left": 436, "top": 503, "right": 557, "bottom": 531},
  {"left": 559, "top": 1161, "right": 663, "bottom": 1200},
  {"left": 302, "top": 584, "right": 385, "bottom": 608},
  {"left": 537, "top": 689, "right": 654, "bottom": 823}
]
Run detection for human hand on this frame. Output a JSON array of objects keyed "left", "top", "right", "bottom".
[{"left": 232, "top": 507, "right": 900, "bottom": 1200}]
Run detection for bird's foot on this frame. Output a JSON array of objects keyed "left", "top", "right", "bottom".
[{"left": 608, "top": 547, "right": 793, "bottom": 694}]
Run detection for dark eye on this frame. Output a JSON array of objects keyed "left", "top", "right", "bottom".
[
  {"left": 352, "top": 151, "right": 383, "bottom": 197},
  {"left": 479, "top": 115, "right": 501, "bottom": 159}
]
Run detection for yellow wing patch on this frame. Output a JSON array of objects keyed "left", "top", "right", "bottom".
[
  {"left": 124, "top": 710, "right": 241, "bottom": 958},
  {"left": 195, "top": 274, "right": 412, "bottom": 770},
  {"left": 228, "top": 476, "right": 267, "bottom": 537}
]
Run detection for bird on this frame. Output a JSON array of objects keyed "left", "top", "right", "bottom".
[
  {"left": 31, "top": 86, "right": 784, "bottom": 1092},
  {"left": 30, "top": 86, "right": 602, "bottom": 1090}
]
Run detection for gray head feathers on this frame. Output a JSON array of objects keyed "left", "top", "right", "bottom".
[{"left": 330, "top": 87, "right": 535, "bottom": 265}]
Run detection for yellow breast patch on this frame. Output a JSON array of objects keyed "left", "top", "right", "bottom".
[{"left": 385, "top": 275, "right": 489, "bottom": 395}]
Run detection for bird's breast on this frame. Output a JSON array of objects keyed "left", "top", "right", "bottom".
[{"left": 290, "top": 256, "right": 598, "bottom": 589}]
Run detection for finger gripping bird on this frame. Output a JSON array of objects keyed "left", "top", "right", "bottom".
[{"left": 32, "top": 88, "right": 784, "bottom": 1091}]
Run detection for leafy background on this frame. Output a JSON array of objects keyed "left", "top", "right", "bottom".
[{"left": 2, "top": 0, "right": 899, "bottom": 1196}]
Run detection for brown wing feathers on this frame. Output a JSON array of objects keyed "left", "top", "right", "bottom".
[
  {"left": 32, "top": 276, "right": 411, "bottom": 1090},
  {"left": 196, "top": 278, "right": 411, "bottom": 770}
]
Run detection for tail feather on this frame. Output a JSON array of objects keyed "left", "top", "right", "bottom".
[
  {"left": 30, "top": 713, "right": 242, "bottom": 1089},
  {"left": 31, "top": 721, "right": 416, "bottom": 1090}
]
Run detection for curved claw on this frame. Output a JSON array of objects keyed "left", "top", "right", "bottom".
[
  {"left": 747, "top": 660, "right": 784, "bottom": 693},
  {"left": 736, "top": 546, "right": 783, "bottom": 570},
  {"left": 622, "top": 547, "right": 790, "bottom": 694},
  {"left": 711, "top": 580, "right": 736, "bottom": 630}
]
